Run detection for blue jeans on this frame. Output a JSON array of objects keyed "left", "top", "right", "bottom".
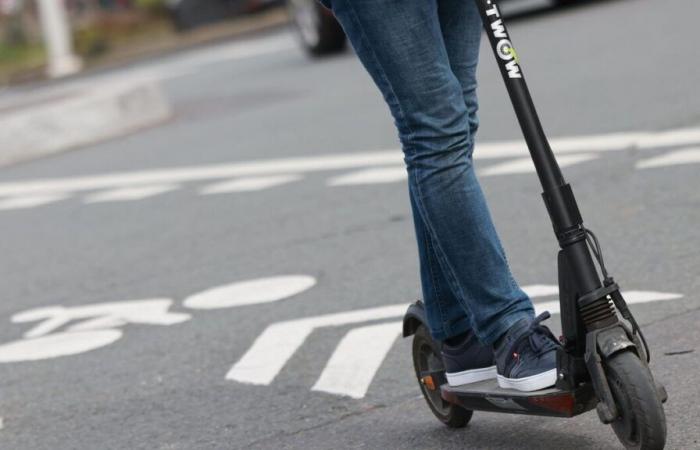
[{"left": 325, "top": 0, "right": 534, "bottom": 344}]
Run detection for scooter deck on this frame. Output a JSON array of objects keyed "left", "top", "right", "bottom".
[{"left": 441, "top": 379, "right": 598, "bottom": 418}]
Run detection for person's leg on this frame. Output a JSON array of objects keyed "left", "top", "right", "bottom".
[
  {"left": 434, "top": 0, "right": 536, "bottom": 339},
  {"left": 409, "top": 191, "right": 473, "bottom": 341},
  {"left": 327, "top": 0, "right": 533, "bottom": 345},
  {"left": 438, "top": 0, "right": 482, "bottom": 144}
]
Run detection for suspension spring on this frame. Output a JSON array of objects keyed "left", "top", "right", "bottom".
[{"left": 580, "top": 296, "right": 617, "bottom": 329}]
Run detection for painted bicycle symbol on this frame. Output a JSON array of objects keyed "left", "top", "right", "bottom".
[{"left": 0, "top": 275, "right": 316, "bottom": 363}]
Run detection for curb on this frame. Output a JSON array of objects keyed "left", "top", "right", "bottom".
[{"left": 0, "top": 81, "right": 171, "bottom": 168}]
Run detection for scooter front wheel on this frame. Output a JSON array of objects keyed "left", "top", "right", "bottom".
[
  {"left": 412, "top": 324, "right": 473, "bottom": 428},
  {"left": 604, "top": 351, "right": 667, "bottom": 450}
]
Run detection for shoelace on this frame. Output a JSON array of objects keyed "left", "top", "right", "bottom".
[{"left": 515, "top": 312, "right": 560, "bottom": 358}]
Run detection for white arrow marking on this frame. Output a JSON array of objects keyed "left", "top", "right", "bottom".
[
  {"left": 199, "top": 175, "right": 302, "bottom": 194},
  {"left": 227, "top": 287, "right": 683, "bottom": 396},
  {"left": 636, "top": 147, "right": 700, "bottom": 169},
  {"left": 183, "top": 275, "right": 317, "bottom": 310},
  {"left": 327, "top": 167, "right": 407, "bottom": 186},
  {"left": 84, "top": 184, "right": 178, "bottom": 203},
  {"left": 312, "top": 321, "right": 402, "bottom": 399},
  {"left": 480, "top": 153, "right": 598, "bottom": 177},
  {"left": 0, "top": 193, "right": 68, "bottom": 210},
  {"left": 226, "top": 304, "right": 407, "bottom": 385}
]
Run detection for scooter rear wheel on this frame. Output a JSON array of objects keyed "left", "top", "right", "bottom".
[
  {"left": 604, "top": 351, "right": 667, "bottom": 450},
  {"left": 412, "top": 325, "right": 473, "bottom": 428}
]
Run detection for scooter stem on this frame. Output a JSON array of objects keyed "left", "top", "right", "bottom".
[
  {"left": 475, "top": 0, "right": 564, "bottom": 192},
  {"left": 475, "top": 0, "right": 609, "bottom": 347}
]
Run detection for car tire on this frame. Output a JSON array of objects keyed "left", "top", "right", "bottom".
[{"left": 288, "top": 0, "right": 346, "bottom": 57}]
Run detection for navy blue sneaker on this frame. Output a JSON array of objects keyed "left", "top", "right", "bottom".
[
  {"left": 441, "top": 330, "right": 497, "bottom": 386},
  {"left": 494, "top": 312, "right": 561, "bottom": 392}
]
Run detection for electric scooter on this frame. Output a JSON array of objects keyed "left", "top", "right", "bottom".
[{"left": 403, "top": 1, "right": 667, "bottom": 449}]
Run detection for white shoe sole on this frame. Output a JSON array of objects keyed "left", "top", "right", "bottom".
[
  {"left": 497, "top": 368, "right": 558, "bottom": 392},
  {"left": 446, "top": 365, "right": 497, "bottom": 386}
]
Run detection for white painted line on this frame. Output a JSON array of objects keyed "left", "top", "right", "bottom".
[
  {"left": 226, "top": 288, "right": 682, "bottom": 398},
  {"left": 199, "top": 174, "right": 302, "bottom": 194},
  {"left": 636, "top": 128, "right": 700, "bottom": 150},
  {"left": 327, "top": 166, "right": 407, "bottom": 186},
  {"left": 479, "top": 153, "right": 598, "bottom": 177},
  {"left": 183, "top": 275, "right": 317, "bottom": 310},
  {"left": 83, "top": 184, "right": 178, "bottom": 203},
  {"left": 0, "top": 152, "right": 402, "bottom": 197},
  {"left": 2, "top": 124, "right": 700, "bottom": 199},
  {"left": 312, "top": 321, "right": 401, "bottom": 399},
  {"left": 522, "top": 285, "right": 560, "bottom": 299},
  {"left": 636, "top": 147, "right": 700, "bottom": 169},
  {"left": 532, "top": 290, "right": 683, "bottom": 316},
  {"left": 226, "top": 304, "right": 407, "bottom": 385},
  {"left": 12, "top": 299, "right": 190, "bottom": 339},
  {"left": 0, "top": 193, "right": 68, "bottom": 210}
]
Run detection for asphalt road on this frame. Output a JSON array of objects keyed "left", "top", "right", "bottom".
[{"left": 1, "top": 0, "right": 699, "bottom": 449}]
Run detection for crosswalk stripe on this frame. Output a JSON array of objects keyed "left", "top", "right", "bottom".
[
  {"left": 83, "top": 184, "right": 179, "bottom": 203},
  {"left": 480, "top": 153, "right": 599, "bottom": 177},
  {"left": 0, "top": 193, "right": 69, "bottom": 210},
  {"left": 312, "top": 321, "right": 401, "bottom": 399},
  {"left": 199, "top": 175, "right": 302, "bottom": 194},
  {"left": 636, "top": 147, "right": 700, "bottom": 169}
]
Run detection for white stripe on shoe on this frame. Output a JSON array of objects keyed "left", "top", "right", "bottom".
[
  {"left": 446, "top": 365, "right": 498, "bottom": 386},
  {"left": 497, "top": 368, "right": 558, "bottom": 392}
]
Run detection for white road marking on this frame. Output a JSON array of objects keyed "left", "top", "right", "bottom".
[
  {"left": 183, "top": 275, "right": 317, "bottom": 310},
  {"left": 0, "top": 193, "right": 68, "bottom": 210},
  {"left": 522, "top": 284, "right": 561, "bottom": 298},
  {"left": 636, "top": 147, "right": 700, "bottom": 169},
  {"left": 83, "top": 184, "right": 178, "bottom": 203},
  {"left": 480, "top": 153, "right": 598, "bottom": 177},
  {"left": 11, "top": 299, "right": 190, "bottom": 339},
  {"left": 312, "top": 321, "right": 401, "bottom": 399},
  {"left": 0, "top": 330, "right": 123, "bottom": 363},
  {"left": 199, "top": 174, "right": 302, "bottom": 194},
  {"left": 532, "top": 290, "right": 683, "bottom": 316},
  {"left": 636, "top": 128, "right": 700, "bottom": 150},
  {"left": 327, "top": 166, "right": 407, "bottom": 186},
  {"left": 0, "top": 152, "right": 401, "bottom": 197},
  {"left": 226, "top": 304, "right": 408, "bottom": 385},
  {"left": 2, "top": 124, "right": 700, "bottom": 200},
  {"left": 228, "top": 287, "right": 683, "bottom": 397}
]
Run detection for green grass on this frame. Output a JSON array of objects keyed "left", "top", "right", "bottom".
[{"left": 0, "top": 42, "right": 46, "bottom": 82}]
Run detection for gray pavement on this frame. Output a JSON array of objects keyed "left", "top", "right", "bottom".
[{"left": 0, "top": 0, "right": 699, "bottom": 449}]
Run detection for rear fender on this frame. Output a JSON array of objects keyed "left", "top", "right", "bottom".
[{"left": 402, "top": 301, "right": 427, "bottom": 338}]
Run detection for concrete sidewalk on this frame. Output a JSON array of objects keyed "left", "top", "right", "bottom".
[
  {"left": 0, "top": 80, "right": 171, "bottom": 167},
  {"left": 0, "top": 7, "right": 291, "bottom": 168}
]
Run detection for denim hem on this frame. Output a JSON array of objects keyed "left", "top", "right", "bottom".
[
  {"left": 430, "top": 315, "right": 472, "bottom": 342},
  {"left": 477, "top": 306, "right": 535, "bottom": 346}
]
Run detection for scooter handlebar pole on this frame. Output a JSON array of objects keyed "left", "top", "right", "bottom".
[
  {"left": 475, "top": 0, "right": 603, "bottom": 298},
  {"left": 474, "top": 0, "right": 565, "bottom": 192}
]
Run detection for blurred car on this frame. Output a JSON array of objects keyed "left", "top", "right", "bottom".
[
  {"left": 287, "top": 0, "right": 578, "bottom": 57},
  {"left": 167, "top": 0, "right": 281, "bottom": 30},
  {"left": 286, "top": 0, "right": 345, "bottom": 56}
]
